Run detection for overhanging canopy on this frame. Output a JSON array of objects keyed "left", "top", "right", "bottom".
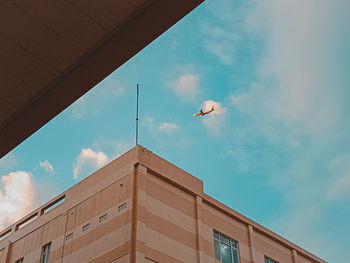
[{"left": 0, "top": 0, "right": 204, "bottom": 158}]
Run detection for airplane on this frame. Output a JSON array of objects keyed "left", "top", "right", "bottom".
[{"left": 193, "top": 105, "right": 215, "bottom": 117}]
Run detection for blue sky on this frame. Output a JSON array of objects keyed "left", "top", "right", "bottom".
[{"left": 1, "top": 0, "right": 349, "bottom": 261}]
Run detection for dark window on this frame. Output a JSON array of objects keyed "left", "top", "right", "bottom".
[
  {"left": 213, "top": 230, "right": 240, "bottom": 263},
  {"left": 40, "top": 242, "right": 51, "bottom": 263},
  {"left": 15, "top": 258, "right": 24, "bottom": 263},
  {"left": 264, "top": 256, "right": 279, "bottom": 263}
]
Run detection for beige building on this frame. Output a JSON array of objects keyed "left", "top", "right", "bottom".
[{"left": 0, "top": 146, "right": 326, "bottom": 263}]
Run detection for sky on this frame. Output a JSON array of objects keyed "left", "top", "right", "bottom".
[{"left": 1, "top": 0, "right": 349, "bottom": 261}]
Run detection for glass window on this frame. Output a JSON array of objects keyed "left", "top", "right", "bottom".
[
  {"left": 214, "top": 231, "right": 220, "bottom": 239},
  {"left": 264, "top": 256, "right": 279, "bottom": 263},
  {"left": 213, "top": 230, "right": 240, "bottom": 263},
  {"left": 214, "top": 240, "right": 221, "bottom": 260},
  {"left": 15, "top": 258, "right": 24, "bottom": 263},
  {"left": 232, "top": 249, "right": 239, "bottom": 263},
  {"left": 40, "top": 242, "right": 51, "bottom": 263},
  {"left": 231, "top": 240, "right": 238, "bottom": 248},
  {"left": 220, "top": 235, "right": 230, "bottom": 245},
  {"left": 221, "top": 243, "right": 233, "bottom": 263}
]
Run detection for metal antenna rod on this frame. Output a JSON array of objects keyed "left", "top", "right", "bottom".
[{"left": 136, "top": 84, "right": 139, "bottom": 146}]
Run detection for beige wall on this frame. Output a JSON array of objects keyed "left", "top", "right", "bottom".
[{"left": 0, "top": 146, "right": 326, "bottom": 263}]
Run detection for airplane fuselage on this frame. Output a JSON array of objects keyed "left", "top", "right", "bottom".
[{"left": 193, "top": 106, "right": 215, "bottom": 117}]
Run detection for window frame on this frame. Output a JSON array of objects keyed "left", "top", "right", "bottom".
[
  {"left": 264, "top": 255, "right": 279, "bottom": 263},
  {"left": 40, "top": 242, "right": 51, "bottom": 263},
  {"left": 213, "top": 230, "right": 241, "bottom": 263}
]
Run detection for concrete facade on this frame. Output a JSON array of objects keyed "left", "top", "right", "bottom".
[{"left": 0, "top": 146, "right": 326, "bottom": 263}]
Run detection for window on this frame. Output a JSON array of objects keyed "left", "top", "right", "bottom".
[
  {"left": 213, "top": 230, "right": 240, "bottom": 263},
  {"left": 15, "top": 212, "right": 38, "bottom": 230},
  {"left": 15, "top": 258, "right": 24, "bottom": 263},
  {"left": 40, "top": 242, "right": 51, "bottom": 263},
  {"left": 264, "top": 256, "right": 278, "bottom": 263},
  {"left": 41, "top": 195, "right": 65, "bottom": 215},
  {"left": 0, "top": 229, "right": 11, "bottom": 241}
]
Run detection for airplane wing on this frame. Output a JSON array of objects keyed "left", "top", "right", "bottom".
[
  {"left": 194, "top": 107, "right": 214, "bottom": 116},
  {"left": 205, "top": 106, "right": 215, "bottom": 114}
]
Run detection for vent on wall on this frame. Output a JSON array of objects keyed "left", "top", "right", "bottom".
[
  {"left": 41, "top": 195, "right": 66, "bottom": 215},
  {"left": 65, "top": 233, "right": 73, "bottom": 241},
  {"left": 0, "top": 229, "right": 11, "bottom": 241},
  {"left": 118, "top": 203, "right": 127, "bottom": 212},
  {"left": 82, "top": 223, "right": 90, "bottom": 231},
  {"left": 99, "top": 213, "right": 108, "bottom": 222},
  {"left": 15, "top": 212, "right": 38, "bottom": 231}
]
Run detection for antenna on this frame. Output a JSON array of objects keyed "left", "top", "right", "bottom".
[{"left": 136, "top": 84, "right": 139, "bottom": 146}]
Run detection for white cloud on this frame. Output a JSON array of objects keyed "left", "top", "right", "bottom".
[
  {"left": 200, "top": 100, "right": 227, "bottom": 136},
  {"left": 141, "top": 116, "right": 181, "bottom": 148},
  {"left": 158, "top": 122, "right": 179, "bottom": 134},
  {"left": 143, "top": 116, "right": 156, "bottom": 130},
  {"left": 0, "top": 171, "right": 35, "bottom": 230},
  {"left": 143, "top": 116, "right": 180, "bottom": 135},
  {"left": 326, "top": 154, "right": 350, "bottom": 201},
  {"left": 0, "top": 152, "right": 17, "bottom": 170},
  {"left": 234, "top": 1, "right": 350, "bottom": 261},
  {"left": 206, "top": 0, "right": 350, "bottom": 261},
  {"left": 202, "top": 25, "right": 238, "bottom": 65},
  {"left": 238, "top": 0, "right": 337, "bottom": 137},
  {"left": 169, "top": 74, "right": 199, "bottom": 102},
  {"left": 92, "top": 137, "right": 135, "bottom": 159},
  {"left": 230, "top": 94, "right": 251, "bottom": 108},
  {"left": 202, "top": 0, "right": 250, "bottom": 65},
  {"left": 73, "top": 148, "right": 109, "bottom": 179},
  {"left": 326, "top": 172, "right": 350, "bottom": 201},
  {"left": 39, "top": 160, "right": 54, "bottom": 173}
]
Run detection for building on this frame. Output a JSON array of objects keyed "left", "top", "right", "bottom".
[{"left": 0, "top": 146, "right": 326, "bottom": 263}]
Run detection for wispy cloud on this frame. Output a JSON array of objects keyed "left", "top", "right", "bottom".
[
  {"left": 202, "top": 0, "right": 249, "bottom": 65},
  {"left": 200, "top": 100, "right": 227, "bottom": 137},
  {"left": 326, "top": 154, "right": 350, "bottom": 201},
  {"left": 326, "top": 172, "right": 350, "bottom": 201},
  {"left": 73, "top": 138, "right": 135, "bottom": 180},
  {"left": 73, "top": 148, "right": 110, "bottom": 179},
  {"left": 0, "top": 171, "right": 35, "bottom": 230},
  {"left": 206, "top": 0, "right": 350, "bottom": 261},
  {"left": 143, "top": 116, "right": 180, "bottom": 135},
  {"left": 70, "top": 74, "right": 124, "bottom": 119},
  {"left": 39, "top": 160, "right": 54, "bottom": 173},
  {"left": 158, "top": 122, "right": 179, "bottom": 134},
  {"left": 202, "top": 25, "right": 237, "bottom": 65},
  {"left": 169, "top": 74, "right": 199, "bottom": 102},
  {"left": 241, "top": 0, "right": 337, "bottom": 138},
  {"left": 92, "top": 137, "right": 134, "bottom": 159},
  {"left": 0, "top": 152, "right": 17, "bottom": 170}
]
